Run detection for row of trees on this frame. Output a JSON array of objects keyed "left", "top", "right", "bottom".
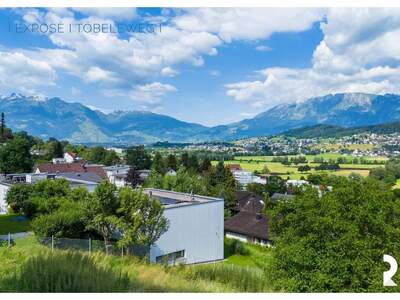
[
  {"left": 145, "top": 160, "right": 238, "bottom": 217},
  {"left": 6, "top": 180, "right": 168, "bottom": 249}
]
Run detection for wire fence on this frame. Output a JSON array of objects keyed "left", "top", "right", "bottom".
[{"left": 0, "top": 232, "right": 149, "bottom": 259}]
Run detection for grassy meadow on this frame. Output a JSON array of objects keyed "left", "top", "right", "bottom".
[
  {"left": 213, "top": 154, "right": 387, "bottom": 179},
  {"left": 0, "top": 236, "right": 274, "bottom": 292}
]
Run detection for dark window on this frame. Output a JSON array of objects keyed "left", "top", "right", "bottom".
[{"left": 156, "top": 250, "right": 185, "bottom": 264}]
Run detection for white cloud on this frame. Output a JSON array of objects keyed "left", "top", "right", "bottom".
[
  {"left": 209, "top": 70, "right": 221, "bottom": 76},
  {"left": 85, "top": 66, "right": 121, "bottom": 84},
  {"left": 103, "top": 82, "right": 177, "bottom": 105},
  {"left": 161, "top": 66, "right": 179, "bottom": 77},
  {"left": 72, "top": 8, "right": 137, "bottom": 21},
  {"left": 0, "top": 51, "right": 57, "bottom": 92},
  {"left": 174, "top": 8, "right": 324, "bottom": 42},
  {"left": 225, "top": 8, "right": 400, "bottom": 109},
  {"left": 128, "top": 82, "right": 177, "bottom": 103},
  {"left": 255, "top": 45, "right": 272, "bottom": 52}
]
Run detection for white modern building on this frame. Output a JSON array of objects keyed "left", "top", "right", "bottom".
[
  {"left": 232, "top": 170, "right": 266, "bottom": 187},
  {"left": 144, "top": 188, "right": 224, "bottom": 265}
]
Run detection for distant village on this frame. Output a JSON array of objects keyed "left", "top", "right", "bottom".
[{"left": 179, "top": 132, "right": 400, "bottom": 157}]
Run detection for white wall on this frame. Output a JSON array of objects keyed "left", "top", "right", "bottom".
[
  {"left": 150, "top": 200, "right": 224, "bottom": 264},
  {"left": 0, "top": 184, "right": 10, "bottom": 214}
]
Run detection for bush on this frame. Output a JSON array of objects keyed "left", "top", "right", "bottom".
[
  {"left": 231, "top": 239, "right": 250, "bottom": 256},
  {"left": 31, "top": 202, "right": 88, "bottom": 238},
  {"left": 10, "top": 251, "right": 129, "bottom": 292}
]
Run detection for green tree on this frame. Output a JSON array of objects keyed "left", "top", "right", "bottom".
[
  {"left": 180, "top": 152, "right": 190, "bottom": 169},
  {"left": 46, "top": 139, "right": 64, "bottom": 159},
  {"left": 246, "top": 182, "right": 265, "bottom": 196},
  {"left": 166, "top": 154, "right": 177, "bottom": 171},
  {"left": 187, "top": 154, "right": 200, "bottom": 173},
  {"left": 298, "top": 165, "right": 311, "bottom": 172},
  {"left": 125, "top": 146, "right": 151, "bottom": 170},
  {"left": 84, "top": 146, "right": 107, "bottom": 164},
  {"left": 0, "top": 135, "right": 34, "bottom": 174},
  {"left": 264, "top": 176, "right": 287, "bottom": 196},
  {"left": 200, "top": 157, "right": 212, "bottom": 172},
  {"left": 86, "top": 181, "right": 119, "bottom": 247},
  {"left": 269, "top": 178, "right": 400, "bottom": 292},
  {"left": 117, "top": 188, "right": 169, "bottom": 248},
  {"left": 152, "top": 152, "right": 166, "bottom": 174},
  {"left": 6, "top": 183, "right": 34, "bottom": 214}
]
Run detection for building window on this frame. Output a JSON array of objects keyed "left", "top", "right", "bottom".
[{"left": 156, "top": 250, "right": 185, "bottom": 264}]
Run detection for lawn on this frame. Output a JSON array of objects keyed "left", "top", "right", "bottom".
[
  {"left": 224, "top": 238, "right": 273, "bottom": 271},
  {"left": 0, "top": 214, "right": 31, "bottom": 235}
]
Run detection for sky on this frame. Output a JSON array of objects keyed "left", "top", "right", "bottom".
[{"left": 1, "top": 8, "right": 400, "bottom": 126}]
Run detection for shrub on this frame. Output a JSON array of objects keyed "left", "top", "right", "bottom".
[
  {"left": 11, "top": 251, "right": 129, "bottom": 292},
  {"left": 31, "top": 201, "right": 88, "bottom": 238},
  {"left": 231, "top": 239, "right": 250, "bottom": 256}
]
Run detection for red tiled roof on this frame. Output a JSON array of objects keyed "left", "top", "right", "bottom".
[
  {"left": 35, "top": 162, "right": 107, "bottom": 179},
  {"left": 228, "top": 164, "right": 242, "bottom": 171},
  {"left": 36, "top": 162, "right": 86, "bottom": 173}
]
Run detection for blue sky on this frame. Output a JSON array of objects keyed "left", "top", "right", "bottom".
[{"left": 1, "top": 8, "right": 400, "bottom": 126}]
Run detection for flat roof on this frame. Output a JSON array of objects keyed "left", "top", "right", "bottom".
[{"left": 144, "top": 188, "right": 223, "bottom": 209}]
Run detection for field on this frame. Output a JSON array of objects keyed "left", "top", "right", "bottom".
[
  {"left": 0, "top": 236, "right": 274, "bottom": 292},
  {"left": 0, "top": 214, "right": 31, "bottom": 235},
  {"left": 214, "top": 154, "right": 387, "bottom": 179}
]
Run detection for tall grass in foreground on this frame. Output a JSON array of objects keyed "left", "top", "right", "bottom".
[
  {"left": 8, "top": 251, "right": 130, "bottom": 292},
  {"left": 187, "top": 263, "right": 270, "bottom": 292}
]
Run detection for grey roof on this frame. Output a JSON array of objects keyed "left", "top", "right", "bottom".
[
  {"left": 144, "top": 188, "right": 223, "bottom": 209},
  {"left": 271, "top": 193, "right": 295, "bottom": 202},
  {"left": 57, "top": 172, "right": 102, "bottom": 184}
]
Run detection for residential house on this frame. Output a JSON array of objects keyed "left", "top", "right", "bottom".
[
  {"left": 233, "top": 191, "right": 265, "bottom": 214},
  {"left": 64, "top": 152, "right": 80, "bottom": 163},
  {"left": 224, "top": 190, "right": 271, "bottom": 246},
  {"left": 224, "top": 211, "right": 271, "bottom": 246},
  {"left": 144, "top": 188, "right": 224, "bottom": 265},
  {"left": 104, "top": 165, "right": 130, "bottom": 188},
  {"left": 0, "top": 172, "right": 102, "bottom": 214}
]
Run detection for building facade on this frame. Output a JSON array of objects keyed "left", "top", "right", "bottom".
[{"left": 144, "top": 189, "right": 224, "bottom": 265}]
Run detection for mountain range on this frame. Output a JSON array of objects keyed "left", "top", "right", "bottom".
[{"left": 1, "top": 92, "right": 400, "bottom": 144}]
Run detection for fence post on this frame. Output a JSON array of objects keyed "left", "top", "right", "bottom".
[
  {"left": 88, "top": 238, "right": 91, "bottom": 255},
  {"left": 8, "top": 233, "right": 10, "bottom": 247},
  {"left": 121, "top": 246, "right": 124, "bottom": 258},
  {"left": 51, "top": 235, "right": 54, "bottom": 252}
]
